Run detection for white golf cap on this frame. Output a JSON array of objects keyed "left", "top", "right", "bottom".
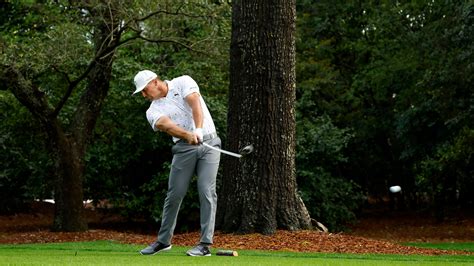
[{"left": 133, "top": 70, "right": 157, "bottom": 95}]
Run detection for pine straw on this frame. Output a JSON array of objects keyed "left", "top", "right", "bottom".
[
  {"left": 1, "top": 203, "right": 473, "bottom": 256},
  {"left": 1, "top": 229, "right": 471, "bottom": 256}
]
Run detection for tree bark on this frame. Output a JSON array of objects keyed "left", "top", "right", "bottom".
[
  {"left": 217, "top": 0, "right": 312, "bottom": 234},
  {"left": 50, "top": 123, "right": 88, "bottom": 232}
]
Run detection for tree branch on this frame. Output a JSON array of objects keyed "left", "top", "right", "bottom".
[
  {"left": 1, "top": 64, "right": 54, "bottom": 122},
  {"left": 119, "top": 3, "right": 215, "bottom": 36},
  {"left": 138, "top": 36, "right": 211, "bottom": 55},
  {"left": 51, "top": 57, "right": 98, "bottom": 118},
  {"left": 52, "top": 22, "right": 122, "bottom": 117},
  {"left": 51, "top": 1, "right": 220, "bottom": 117},
  {"left": 135, "top": 3, "right": 207, "bottom": 22}
]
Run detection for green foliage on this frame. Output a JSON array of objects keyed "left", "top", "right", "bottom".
[
  {"left": 296, "top": 1, "right": 366, "bottom": 230},
  {"left": 296, "top": 0, "right": 474, "bottom": 223},
  {"left": 415, "top": 128, "right": 474, "bottom": 206},
  {"left": 0, "top": 92, "right": 53, "bottom": 213},
  {"left": 1, "top": 0, "right": 231, "bottom": 225},
  {"left": 297, "top": 115, "right": 353, "bottom": 167},
  {"left": 1, "top": 1, "right": 91, "bottom": 77},
  {"left": 2, "top": 0, "right": 472, "bottom": 232},
  {"left": 298, "top": 169, "right": 364, "bottom": 232},
  {"left": 388, "top": 2, "right": 474, "bottom": 211},
  {"left": 0, "top": 0, "right": 103, "bottom": 215},
  {"left": 113, "top": 163, "right": 170, "bottom": 222},
  {"left": 296, "top": 115, "right": 363, "bottom": 231}
]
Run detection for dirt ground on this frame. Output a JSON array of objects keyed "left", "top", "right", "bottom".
[{"left": 0, "top": 202, "right": 473, "bottom": 256}]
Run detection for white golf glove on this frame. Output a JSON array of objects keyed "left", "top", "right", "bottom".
[{"left": 194, "top": 128, "right": 203, "bottom": 143}]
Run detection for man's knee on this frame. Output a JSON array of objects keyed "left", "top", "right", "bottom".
[{"left": 167, "top": 188, "right": 187, "bottom": 203}]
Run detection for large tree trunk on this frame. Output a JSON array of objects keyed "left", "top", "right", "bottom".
[{"left": 217, "top": 0, "right": 312, "bottom": 234}]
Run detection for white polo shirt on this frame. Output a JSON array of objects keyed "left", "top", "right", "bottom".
[{"left": 145, "top": 75, "right": 217, "bottom": 143}]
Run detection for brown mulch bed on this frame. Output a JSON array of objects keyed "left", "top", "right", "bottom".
[{"left": 1, "top": 202, "right": 473, "bottom": 256}]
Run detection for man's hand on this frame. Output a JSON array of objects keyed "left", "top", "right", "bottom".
[
  {"left": 156, "top": 116, "right": 199, "bottom": 145},
  {"left": 194, "top": 128, "right": 203, "bottom": 143},
  {"left": 186, "top": 131, "right": 199, "bottom": 145}
]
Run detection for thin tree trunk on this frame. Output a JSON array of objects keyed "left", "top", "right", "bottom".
[
  {"left": 1, "top": 3, "right": 120, "bottom": 231},
  {"left": 50, "top": 123, "right": 88, "bottom": 231},
  {"left": 1, "top": 66, "right": 88, "bottom": 231},
  {"left": 50, "top": 14, "right": 119, "bottom": 231},
  {"left": 217, "top": 0, "right": 312, "bottom": 234}
]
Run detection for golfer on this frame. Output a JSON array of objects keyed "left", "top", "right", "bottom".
[{"left": 133, "top": 70, "right": 221, "bottom": 256}]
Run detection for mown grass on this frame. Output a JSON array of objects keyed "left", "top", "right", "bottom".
[
  {"left": 404, "top": 242, "right": 474, "bottom": 252},
  {"left": 0, "top": 241, "right": 473, "bottom": 265}
]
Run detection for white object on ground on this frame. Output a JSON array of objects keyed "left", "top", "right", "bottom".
[
  {"left": 389, "top": 185, "right": 402, "bottom": 193},
  {"left": 35, "top": 199, "right": 94, "bottom": 204}
]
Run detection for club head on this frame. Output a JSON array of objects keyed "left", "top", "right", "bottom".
[{"left": 239, "top": 144, "right": 254, "bottom": 156}]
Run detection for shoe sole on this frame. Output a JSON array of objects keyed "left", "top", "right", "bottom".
[
  {"left": 139, "top": 245, "right": 172, "bottom": 255},
  {"left": 186, "top": 253, "right": 211, "bottom": 257}
]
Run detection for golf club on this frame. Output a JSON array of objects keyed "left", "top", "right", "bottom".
[
  {"left": 164, "top": 102, "right": 254, "bottom": 159},
  {"left": 202, "top": 142, "right": 254, "bottom": 158}
]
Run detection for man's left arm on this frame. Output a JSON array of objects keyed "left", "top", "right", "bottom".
[{"left": 185, "top": 92, "right": 204, "bottom": 141}]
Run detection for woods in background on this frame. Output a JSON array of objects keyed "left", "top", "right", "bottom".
[{"left": 1, "top": 0, "right": 472, "bottom": 232}]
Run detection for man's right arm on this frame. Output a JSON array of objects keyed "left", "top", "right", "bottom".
[{"left": 155, "top": 116, "right": 198, "bottom": 145}]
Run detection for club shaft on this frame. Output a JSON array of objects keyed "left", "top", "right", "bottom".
[{"left": 202, "top": 142, "right": 242, "bottom": 158}]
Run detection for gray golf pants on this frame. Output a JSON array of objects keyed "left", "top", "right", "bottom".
[{"left": 157, "top": 137, "right": 221, "bottom": 245}]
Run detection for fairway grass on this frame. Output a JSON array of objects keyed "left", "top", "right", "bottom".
[
  {"left": 404, "top": 242, "right": 474, "bottom": 253},
  {"left": 0, "top": 241, "right": 473, "bottom": 265}
]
